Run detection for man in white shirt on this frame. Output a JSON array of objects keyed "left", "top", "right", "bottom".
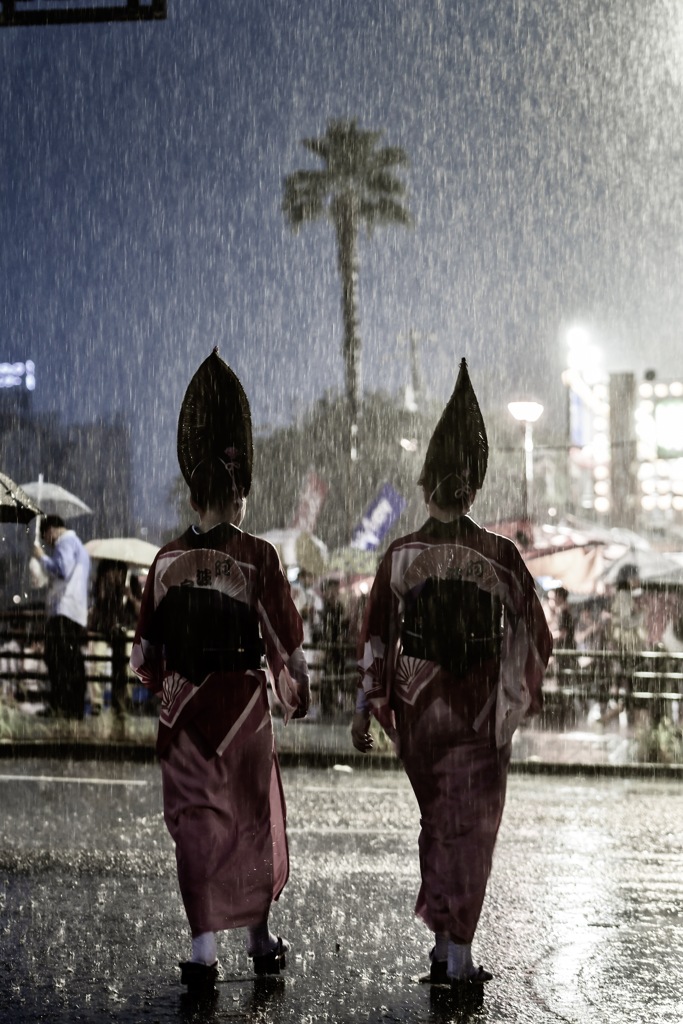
[{"left": 33, "top": 515, "right": 91, "bottom": 719}]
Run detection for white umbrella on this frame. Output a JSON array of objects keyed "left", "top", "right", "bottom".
[
  {"left": 21, "top": 480, "right": 92, "bottom": 520},
  {"left": 85, "top": 537, "right": 159, "bottom": 568},
  {"left": 524, "top": 544, "right": 606, "bottom": 595},
  {"left": 601, "top": 548, "right": 683, "bottom": 586}
]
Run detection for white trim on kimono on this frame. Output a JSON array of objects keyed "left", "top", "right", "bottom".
[
  {"left": 256, "top": 600, "right": 289, "bottom": 664},
  {"left": 160, "top": 672, "right": 197, "bottom": 728},
  {"left": 494, "top": 617, "right": 533, "bottom": 747},
  {"left": 216, "top": 685, "right": 263, "bottom": 756}
]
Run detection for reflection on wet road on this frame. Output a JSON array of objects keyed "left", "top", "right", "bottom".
[{"left": 0, "top": 761, "right": 681, "bottom": 1022}]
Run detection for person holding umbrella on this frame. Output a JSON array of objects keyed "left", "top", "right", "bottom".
[
  {"left": 33, "top": 515, "right": 91, "bottom": 719},
  {"left": 352, "top": 359, "right": 552, "bottom": 988},
  {"left": 131, "top": 350, "right": 310, "bottom": 995}
]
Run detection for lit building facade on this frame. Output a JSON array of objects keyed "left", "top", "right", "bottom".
[
  {"left": 636, "top": 378, "right": 683, "bottom": 525},
  {"left": 564, "top": 360, "right": 683, "bottom": 531}
]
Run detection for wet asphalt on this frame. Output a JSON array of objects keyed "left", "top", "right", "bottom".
[{"left": 0, "top": 759, "right": 681, "bottom": 1023}]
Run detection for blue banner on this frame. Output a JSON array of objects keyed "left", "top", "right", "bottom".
[{"left": 350, "top": 483, "right": 407, "bottom": 551}]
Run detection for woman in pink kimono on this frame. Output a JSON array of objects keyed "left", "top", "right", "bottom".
[
  {"left": 352, "top": 360, "right": 552, "bottom": 987},
  {"left": 131, "top": 351, "right": 309, "bottom": 994}
]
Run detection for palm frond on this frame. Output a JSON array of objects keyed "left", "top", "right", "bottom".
[
  {"left": 370, "top": 146, "right": 409, "bottom": 169},
  {"left": 284, "top": 169, "right": 330, "bottom": 188},
  {"left": 302, "top": 135, "right": 330, "bottom": 161},
  {"left": 282, "top": 170, "right": 331, "bottom": 226},
  {"left": 359, "top": 197, "right": 413, "bottom": 229},
  {"left": 363, "top": 169, "right": 408, "bottom": 197}
]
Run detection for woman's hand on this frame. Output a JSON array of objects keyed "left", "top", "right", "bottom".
[
  {"left": 351, "top": 710, "right": 374, "bottom": 752},
  {"left": 291, "top": 679, "right": 311, "bottom": 719}
]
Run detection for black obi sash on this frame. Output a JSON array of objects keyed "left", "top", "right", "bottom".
[
  {"left": 150, "top": 586, "right": 264, "bottom": 686},
  {"left": 401, "top": 576, "right": 503, "bottom": 677}
]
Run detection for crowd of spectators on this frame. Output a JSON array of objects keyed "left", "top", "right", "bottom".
[
  {"left": 4, "top": 544, "right": 683, "bottom": 728},
  {"left": 542, "top": 564, "right": 683, "bottom": 728}
]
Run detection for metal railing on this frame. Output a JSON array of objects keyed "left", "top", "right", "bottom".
[
  {"left": 0, "top": 611, "right": 358, "bottom": 717},
  {"left": 543, "top": 648, "right": 683, "bottom": 727},
  {"left": 0, "top": 620, "right": 144, "bottom": 715},
  {"left": 2, "top": 606, "right": 681, "bottom": 724}
]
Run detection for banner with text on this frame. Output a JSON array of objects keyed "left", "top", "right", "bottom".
[{"left": 350, "top": 483, "right": 407, "bottom": 551}]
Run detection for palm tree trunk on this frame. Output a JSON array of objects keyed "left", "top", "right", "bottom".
[{"left": 334, "top": 195, "right": 360, "bottom": 455}]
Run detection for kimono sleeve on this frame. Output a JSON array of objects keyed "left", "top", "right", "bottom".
[
  {"left": 254, "top": 542, "right": 309, "bottom": 719},
  {"left": 502, "top": 539, "right": 553, "bottom": 716},
  {"left": 129, "top": 556, "right": 164, "bottom": 694},
  {"left": 357, "top": 548, "right": 398, "bottom": 733},
  {"left": 519, "top": 556, "right": 553, "bottom": 714}
]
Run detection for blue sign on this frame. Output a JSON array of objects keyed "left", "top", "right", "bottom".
[{"left": 350, "top": 483, "right": 407, "bottom": 551}]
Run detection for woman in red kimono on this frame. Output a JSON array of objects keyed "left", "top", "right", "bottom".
[
  {"left": 131, "top": 351, "right": 309, "bottom": 994},
  {"left": 352, "top": 359, "right": 552, "bottom": 987}
]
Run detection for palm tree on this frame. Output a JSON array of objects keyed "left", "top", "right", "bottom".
[{"left": 283, "top": 119, "right": 411, "bottom": 455}]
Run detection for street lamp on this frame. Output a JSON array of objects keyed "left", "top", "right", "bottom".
[{"left": 508, "top": 400, "right": 544, "bottom": 522}]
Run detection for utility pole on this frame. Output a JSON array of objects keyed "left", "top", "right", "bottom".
[
  {"left": 400, "top": 329, "right": 434, "bottom": 414},
  {"left": 609, "top": 372, "right": 637, "bottom": 529}
]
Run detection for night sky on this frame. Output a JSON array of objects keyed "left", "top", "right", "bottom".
[{"left": 2, "top": 0, "right": 683, "bottom": 535}]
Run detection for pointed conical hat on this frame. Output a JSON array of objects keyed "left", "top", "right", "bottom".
[
  {"left": 177, "top": 348, "right": 253, "bottom": 496},
  {"left": 418, "top": 358, "right": 488, "bottom": 498}
]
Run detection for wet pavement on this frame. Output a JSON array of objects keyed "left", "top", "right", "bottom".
[{"left": 0, "top": 759, "right": 681, "bottom": 1023}]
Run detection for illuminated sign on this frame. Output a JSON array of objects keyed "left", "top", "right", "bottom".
[
  {"left": 0, "top": 360, "right": 35, "bottom": 390},
  {"left": 637, "top": 381, "right": 683, "bottom": 515},
  {"left": 653, "top": 398, "right": 683, "bottom": 459}
]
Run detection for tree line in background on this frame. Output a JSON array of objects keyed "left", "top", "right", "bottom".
[
  {"left": 168, "top": 389, "right": 541, "bottom": 553},
  {"left": 169, "top": 390, "right": 434, "bottom": 550}
]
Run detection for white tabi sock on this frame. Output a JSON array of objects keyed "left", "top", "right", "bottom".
[
  {"left": 191, "top": 931, "right": 217, "bottom": 965},
  {"left": 447, "top": 940, "right": 475, "bottom": 981}
]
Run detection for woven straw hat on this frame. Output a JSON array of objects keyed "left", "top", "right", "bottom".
[
  {"left": 418, "top": 358, "right": 488, "bottom": 505},
  {"left": 177, "top": 348, "right": 253, "bottom": 497}
]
